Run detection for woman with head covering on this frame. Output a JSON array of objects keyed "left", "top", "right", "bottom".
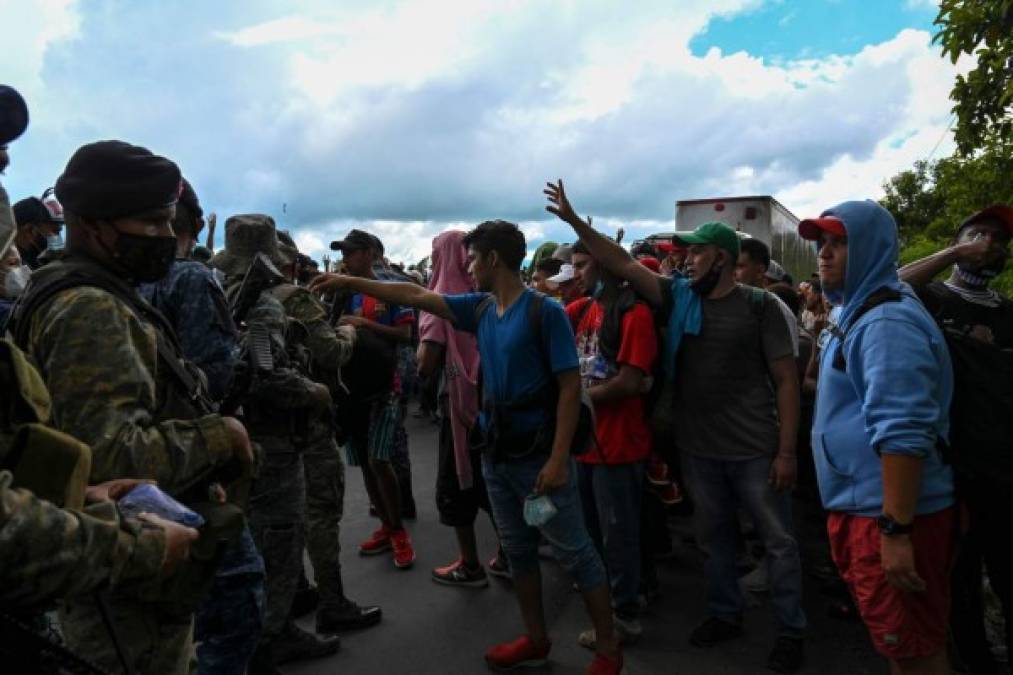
[{"left": 418, "top": 230, "right": 507, "bottom": 585}]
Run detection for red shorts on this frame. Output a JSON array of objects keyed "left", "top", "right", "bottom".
[{"left": 827, "top": 507, "right": 956, "bottom": 661}]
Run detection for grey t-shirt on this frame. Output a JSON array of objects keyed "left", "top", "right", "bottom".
[{"left": 668, "top": 284, "right": 794, "bottom": 460}]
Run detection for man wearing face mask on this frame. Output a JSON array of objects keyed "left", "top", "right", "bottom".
[
  {"left": 12, "top": 193, "right": 64, "bottom": 270},
  {"left": 546, "top": 180, "right": 806, "bottom": 674},
  {"left": 899, "top": 204, "right": 1013, "bottom": 675},
  {"left": 0, "top": 244, "right": 29, "bottom": 328},
  {"left": 8, "top": 140, "right": 256, "bottom": 675}
]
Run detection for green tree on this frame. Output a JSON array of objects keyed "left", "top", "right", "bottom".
[
  {"left": 934, "top": 0, "right": 1013, "bottom": 155},
  {"left": 882, "top": 142, "right": 1013, "bottom": 292}
]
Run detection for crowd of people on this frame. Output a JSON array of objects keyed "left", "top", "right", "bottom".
[{"left": 1, "top": 80, "right": 1011, "bottom": 675}]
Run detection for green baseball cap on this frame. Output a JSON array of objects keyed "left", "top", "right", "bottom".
[{"left": 672, "top": 221, "right": 740, "bottom": 259}]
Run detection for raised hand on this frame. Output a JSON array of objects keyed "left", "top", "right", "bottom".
[{"left": 544, "top": 179, "right": 584, "bottom": 226}]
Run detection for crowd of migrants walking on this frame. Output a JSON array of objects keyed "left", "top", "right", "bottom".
[{"left": 0, "top": 80, "right": 1010, "bottom": 675}]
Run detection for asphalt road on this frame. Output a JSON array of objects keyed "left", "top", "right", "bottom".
[{"left": 285, "top": 414, "right": 882, "bottom": 675}]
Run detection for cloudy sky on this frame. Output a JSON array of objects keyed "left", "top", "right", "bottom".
[{"left": 2, "top": 0, "right": 964, "bottom": 264}]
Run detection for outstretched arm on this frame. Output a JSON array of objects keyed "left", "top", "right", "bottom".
[
  {"left": 545, "top": 179, "right": 666, "bottom": 307},
  {"left": 308, "top": 274, "right": 455, "bottom": 321}
]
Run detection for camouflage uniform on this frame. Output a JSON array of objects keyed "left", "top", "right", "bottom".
[
  {"left": 0, "top": 471, "right": 166, "bottom": 606},
  {"left": 270, "top": 285, "right": 356, "bottom": 613},
  {"left": 140, "top": 258, "right": 266, "bottom": 675},
  {"left": 230, "top": 288, "right": 323, "bottom": 640},
  {"left": 13, "top": 256, "right": 236, "bottom": 675}
]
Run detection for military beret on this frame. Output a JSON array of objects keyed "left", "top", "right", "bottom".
[
  {"left": 0, "top": 85, "right": 29, "bottom": 145},
  {"left": 178, "top": 178, "right": 203, "bottom": 219},
  {"left": 55, "top": 140, "right": 182, "bottom": 219}
]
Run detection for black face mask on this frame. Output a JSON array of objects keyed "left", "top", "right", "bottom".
[
  {"left": 690, "top": 258, "right": 724, "bottom": 296},
  {"left": 101, "top": 224, "right": 177, "bottom": 283}
]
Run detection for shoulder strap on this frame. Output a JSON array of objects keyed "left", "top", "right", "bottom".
[
  {"left": 10, "top": 258, "right": 213, "bottom": 414},
  {"left": 748, "top": 286, "right": 766, "bottom": 319},
  {"left": 528, "top": 291, "right": 549, "bottom": 368},
  {"left": 831, "top": 287, "right": 903, "bottom": 372},
  {"left": 475, "top": 294, "right": 496, "bottom": 326}
]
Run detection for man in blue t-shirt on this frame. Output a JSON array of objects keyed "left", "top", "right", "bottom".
[{"left": 310, "top": 220, "right": 623, "bottom": 675}]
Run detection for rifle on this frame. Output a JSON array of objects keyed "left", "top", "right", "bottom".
[{"left": 229, "top": 252, "right": 285, "bottom": 326}]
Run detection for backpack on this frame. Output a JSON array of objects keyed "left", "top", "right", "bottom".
[
  {"left": 472, "top": 291, "right": 595, "bottom": 460},
  {"left": 925, "top": 286, "right": 1013, "bottom": 485}
]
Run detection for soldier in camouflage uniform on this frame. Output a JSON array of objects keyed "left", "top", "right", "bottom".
[
  {"left": 138, "top": 180, "right": 266, "bottom": 675},
  {"left": 0, "top": 110, "right": 196, "bottom": 615},
  {"left": 211, "top": 215, "right": 343, "bottom": 673},
  {"left": 8, "top": 140, "right": 255, "bottom": 675},
  {"left": 275, "top": 229, "right": 384, "bottom": 635}
]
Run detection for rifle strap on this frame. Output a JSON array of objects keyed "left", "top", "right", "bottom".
[
  {"left": 95, "top": 592, "right": 135, "bottom": 675},
  {"left": 9, "top": 256, "right": 213, "bottom": 415}
]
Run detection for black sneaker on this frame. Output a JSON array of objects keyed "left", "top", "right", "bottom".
[
  {"left": 270, "top": 621, "right": 341, "bottom": 665},
  {"left": 316, "top": 598, "right": 383, "bottom": 634},
  {"left": 689, "top": 617, "right": 744, "bottom": 647},
  {"left": 767, "top": 636, "right": 804, "bottom": 673},
  {"left": 432, "top": 559, "right": 489, "bottom": 588}
]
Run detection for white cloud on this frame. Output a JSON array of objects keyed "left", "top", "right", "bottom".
[{"left": 1, "top": 0, "right": 965, "bottom": 265}]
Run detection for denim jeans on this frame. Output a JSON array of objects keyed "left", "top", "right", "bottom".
[
  {"left": 577, "top": 461, "right": 645, "bottom": 619},
  {"left": 482, "top": 453, "right": 606, "bottom": 592},
  {"left": 684, "top": 454, "right": 807, "bottom": 636}
]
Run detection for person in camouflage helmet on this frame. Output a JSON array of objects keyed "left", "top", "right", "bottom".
[
  {"left": 212, "top": 214, "right": 354, "bottom": 672},
  {"left": 138, "top": 180, "right": 267, "bottom": 675},
  {"left": 7, "top": 140, "right": 256, "bottom": 675},
  {"left": 270, "top": 228, "right": 384, "bottom": 635}
]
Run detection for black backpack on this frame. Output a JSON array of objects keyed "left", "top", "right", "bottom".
[
  {"left": 924, "top": 286, "right": 1013, "bottom": 485},
  {"left": 472, "top": 291, "right": 595, "bottom": 460}
]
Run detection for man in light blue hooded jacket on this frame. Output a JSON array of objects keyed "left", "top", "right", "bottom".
[{"left": 799, "top": 200, "right": 955, "bottom": 675}]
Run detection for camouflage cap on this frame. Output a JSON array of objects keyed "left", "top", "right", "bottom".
[
  {"left": 276, "top": 229, "right": 299, "bottom": 261},
  {"left": 210, "top": 213, "right": 292, "bottom": 277}
]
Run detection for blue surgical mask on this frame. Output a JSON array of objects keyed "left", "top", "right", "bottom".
[{"left": 45, "top": 233, "right": 64, "bottom": 251}]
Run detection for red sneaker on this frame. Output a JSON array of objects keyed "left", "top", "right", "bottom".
[
  {"left": 485, "top": 635, "right": 551, "bottom": 671},
  {"left": 646, "top": 455, "right": 669, "bottom": 486},
  {"left": 359, "top": 526, "right": 391, "bottom": 556},
  {"left": 585, "top": 650, "right": 623, "bottom": 675},
  {"left": 390, "top": 528, "right": 415, "bottom": 569},
  {"left": 657, "top": 481, "right": 684, "bottom": 506}
]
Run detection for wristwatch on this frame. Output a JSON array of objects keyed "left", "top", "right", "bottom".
[{"left": 876, "top": 514, "right": 913, "bottom": 536}]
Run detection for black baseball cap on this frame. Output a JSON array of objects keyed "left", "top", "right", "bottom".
[{"left": 330, "top": 228, "right": 376, "bottom": 253}]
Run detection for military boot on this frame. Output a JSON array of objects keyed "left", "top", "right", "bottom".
[
  {"left": 270, "top": 620, "right": 341, "bottom": 666},
  {"left": 316, "top": 597, "right": 383, "bottom": 634}
]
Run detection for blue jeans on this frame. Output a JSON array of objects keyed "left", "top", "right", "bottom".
[
  {"left": 482, "top": 454, "right": 606, "bottom": 592},
  {"left": 577, "top": 461, "right": 645, "bottom": 619},
  {"left": 685, "top": 454, "right": 807, "bottom": 637}
]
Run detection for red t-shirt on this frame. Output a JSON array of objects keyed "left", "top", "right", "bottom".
[{"left": 565, "top": 297, "right": 657, "bottom": 464}]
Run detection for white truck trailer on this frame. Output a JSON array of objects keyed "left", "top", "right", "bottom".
[{"left": 673, "top": 196, "right": 816, "bottom": 284}]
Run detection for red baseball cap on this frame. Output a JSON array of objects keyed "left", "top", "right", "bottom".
[
  {"left": 798, "top": 215, "right": 847, "bottom": 241},
  {"left": 656, "top": 241, "right": 686, "bottom": 254},
  {"left": 957, "top": 204, "right": 1013, "bottom": 237},
  {"left": 638, "top": 256, "right": 661, "bottom": 272}
]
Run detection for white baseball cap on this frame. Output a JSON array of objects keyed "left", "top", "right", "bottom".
[{"left": 547, "top": 263, "right": 575, "bottom": 287}]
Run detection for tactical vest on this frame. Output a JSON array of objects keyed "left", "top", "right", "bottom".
[{"left": 8, "top": 255, "right": 244, "bottom": 619}]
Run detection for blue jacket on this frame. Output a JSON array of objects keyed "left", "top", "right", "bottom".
[{"left": 812, "top": 200, "right": 954, "bottom": 516}]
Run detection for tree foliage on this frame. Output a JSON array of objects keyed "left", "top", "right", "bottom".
[
  {"left": 934, "top": 0, "right": 1013, "bottom": 154},
  {"left": 881, "top": 141, "right": 1013, "bottom": 292}
]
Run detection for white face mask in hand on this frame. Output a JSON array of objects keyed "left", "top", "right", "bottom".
[{"left": 3, "top": 264, "right": 30, "bottom": 298}]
